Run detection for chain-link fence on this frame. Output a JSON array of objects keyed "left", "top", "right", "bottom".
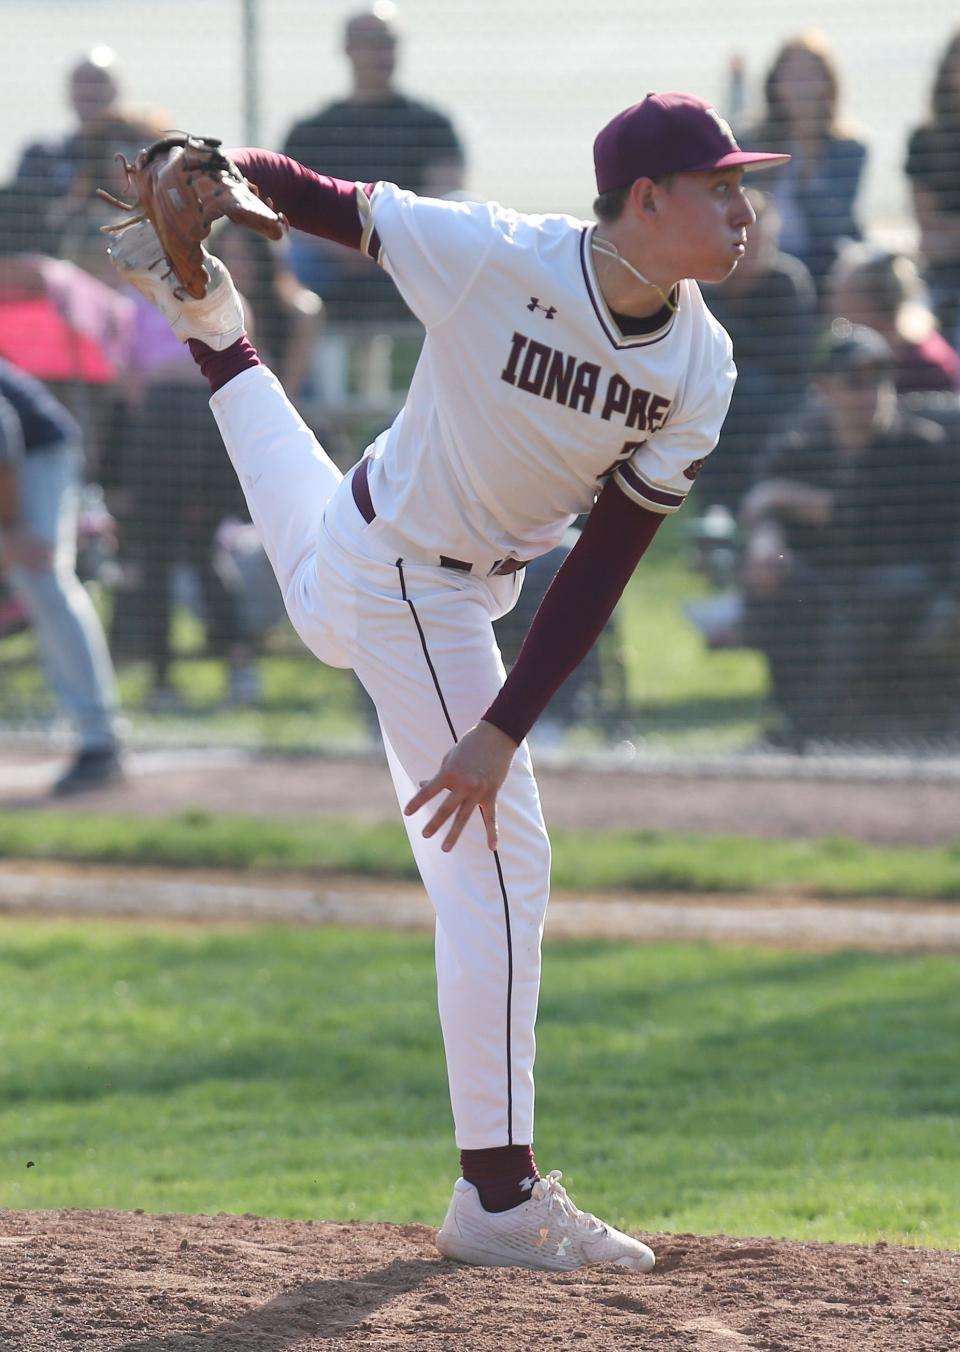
[{"left": 1, "top": 3, "right": 959, "bottom": 766}]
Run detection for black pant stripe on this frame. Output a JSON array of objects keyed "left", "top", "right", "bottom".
[
  {"left": 396, "top": 559, "right": 458, "bottom": 742},
  {"left": 395, "top": 559, "right": 516, "bottom": 1144}
]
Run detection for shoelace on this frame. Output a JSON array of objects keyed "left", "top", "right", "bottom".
[
  {"left": 145, "top": 255, "right": 184, "bottom": 297},
  {"left": 531, "top": 1171, "right": 606, "bottom": 1236}
]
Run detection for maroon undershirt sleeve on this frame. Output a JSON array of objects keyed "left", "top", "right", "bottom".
[
  {"left": 483, "top": 480, "right": 665, "bottom": 745},
  {"left": 230, "top": 148, "right": 372, "bottom": 250},
  {"left": 186, "top": 150, "right": 370, "bottom": 393},
  {"left": 187, "top": 337, "right": 261, "bottom": 393}
]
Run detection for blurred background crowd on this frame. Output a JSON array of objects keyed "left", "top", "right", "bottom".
[{"left": 1, "top": 5, "right": 960, "bottom": 791}]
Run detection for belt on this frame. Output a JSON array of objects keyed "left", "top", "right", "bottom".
[{"left": 350, "top": 456, "right": 525, "bottom": 577}]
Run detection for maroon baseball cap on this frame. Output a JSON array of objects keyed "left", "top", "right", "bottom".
[{"left": 594, "top": 92, "right": 790, "bottom": 193}]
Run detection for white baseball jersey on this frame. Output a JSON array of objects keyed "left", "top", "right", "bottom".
[
  {"left": 205, "top": 174, "right": 738, "bottom": 1154},
  {"left": 355, "top": 183, "right": 736, "bottom": 572}
]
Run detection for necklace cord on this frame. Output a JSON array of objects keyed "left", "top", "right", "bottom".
[{"left": 590, "top": 237, "right": 679, "bottom": 314}]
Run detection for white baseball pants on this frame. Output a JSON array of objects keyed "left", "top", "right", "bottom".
[{"left": 210, "top": 367, "right": 552, "bottom": 1148}]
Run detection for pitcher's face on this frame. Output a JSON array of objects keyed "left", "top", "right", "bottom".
[{"left": 656, "top": 169, "right": 757, "bottom": 284}]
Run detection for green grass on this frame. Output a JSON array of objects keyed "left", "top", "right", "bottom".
[
  {"left": 616, "top": 546, "right": 769, "bottom": 753},
  {"left": 1, "top": 809, "right": 959, "bottom": 899},
  {"left": 0, "top": 522, "right": 773, "bottom": 754},
  {"left": 1, "top": 920, "right": 957, "bottom": 1248},
  {"left": 0, "top": 608, "right": 371, "bottom": 754}
]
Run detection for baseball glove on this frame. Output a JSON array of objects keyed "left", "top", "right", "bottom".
[{"left": 98, "top": 133, "right": 287, "bottom": 299}]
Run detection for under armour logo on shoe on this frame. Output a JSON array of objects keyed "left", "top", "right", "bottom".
[{"left": 527, "top": 297, "right": 557, "bottom": 318}]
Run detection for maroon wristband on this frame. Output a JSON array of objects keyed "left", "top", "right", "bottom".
[{"left": 187, "top": 336, "right": 261, "bottom": 394}]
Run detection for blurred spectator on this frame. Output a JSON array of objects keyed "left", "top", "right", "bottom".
[
  {"left": 115, "top": 294, "right": 256, "bottom": 709},
  {"left": 0, "top": 357, "right": 124, "bottom": 794},
  {"left": 0, "top": 184, "right": 138, "bottom": 504},
  {"left": 4, "top": 112, "right": 168, "bottom": 502},
  {"left": 14, "top": 47, "right": 123, "bottom": 252},
  {"left": 0, "top": 196, "right": 135, "bottom": 391},
  {"left": 739, "top": 324, "right": 960, "bottom": 745},
  {"left": 53, "top": 109, "right": 169, "bottom": 286},
  {"left": 700, "top": 190, "right": 817, "bottom": 512},
  {"left": 905, "top": 27, "right": 960, "bottom": 350},
  {"left": 825, "top": 243, "right": 960, "bottom": 393},
  {"left": 0, "top": 183, "right": 33, "bottom": 257},
  {"left": 280, "top": 2, "right": 465, "bottom": 319},
  {"left": 209, "top": 223, "right": 322, "bottom": 401},
  {"left": 11, "top": 114, "right": 275, "bottom": 709},
  {"left": 44, "top": 111, "right": 171, "bottom": 488},
  {"left": 736, "top": 30, "right": 868, "bottom": 291}
]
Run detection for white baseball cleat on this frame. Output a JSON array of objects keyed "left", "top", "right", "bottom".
[
  {"left": 105, "top": 220, "right": 246, "bottom": 351},
  {"left": 435, "top": 1170, "right": 656, "bottom": 1273}
]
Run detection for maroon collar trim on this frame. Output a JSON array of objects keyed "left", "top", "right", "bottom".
[{"left": 579, "top": 227, "right": 679, "bottom": 350}]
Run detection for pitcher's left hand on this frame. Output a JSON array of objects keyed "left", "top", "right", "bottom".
[{"left": 404, "top": 720, "right": 519, "bottom": 852}]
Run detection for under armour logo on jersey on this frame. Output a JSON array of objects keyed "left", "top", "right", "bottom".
[{"left": 527, "top": 297, "right": 557, "bottom": 319}]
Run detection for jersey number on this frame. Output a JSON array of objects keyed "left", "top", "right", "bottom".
[{"left": 599, "top": 440, "right": 645, "bottom": 481}]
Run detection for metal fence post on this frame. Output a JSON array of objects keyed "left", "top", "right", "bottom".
[{"left": 242, "top": 0, "right": 260, "bottom": 145}]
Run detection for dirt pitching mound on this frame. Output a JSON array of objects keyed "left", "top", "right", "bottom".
[{"left": 1, "top": 1208, "right": 956, "bottom": 1351}]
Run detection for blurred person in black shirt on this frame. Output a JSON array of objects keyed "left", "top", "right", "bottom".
[
  {"left": 210, "top": 224, "right": 322, "bottom": 403},
  {"left": 281, "top": 3, "right": 465, "bottom": 320},
  {"left": 52, "top": 109, "right": 169, "bottom": 287},
  {"left": 905, "top": 27, "right": 960, "bottom": 351},
  {"left": 701, "top": 190, "right": 817, "bottom": 512},
  {"left": 739, "top": 323, "right": 960, "bottom": 744},
  {"left": 14, "top": 47, "right": 122, "bottom": 254}
]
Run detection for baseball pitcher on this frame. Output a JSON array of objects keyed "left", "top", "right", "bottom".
[{"left": 102, "top": 93, "right": 788, "bottom": 1273}]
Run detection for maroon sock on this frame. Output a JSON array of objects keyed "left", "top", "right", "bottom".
[
  {"left": 460, "top": 1145, "right": 540, "bottom": 1213},
  {"left": 187, "top": 336, "right": 262, "bottom": 395}
]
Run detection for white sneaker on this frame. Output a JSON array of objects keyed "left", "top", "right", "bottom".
[
  {"left": 435, "top": 1170, "right": 656, "bottom": 1273},
  {"left": 106, "top": 220, "right": 246, "bottom": 351}
]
